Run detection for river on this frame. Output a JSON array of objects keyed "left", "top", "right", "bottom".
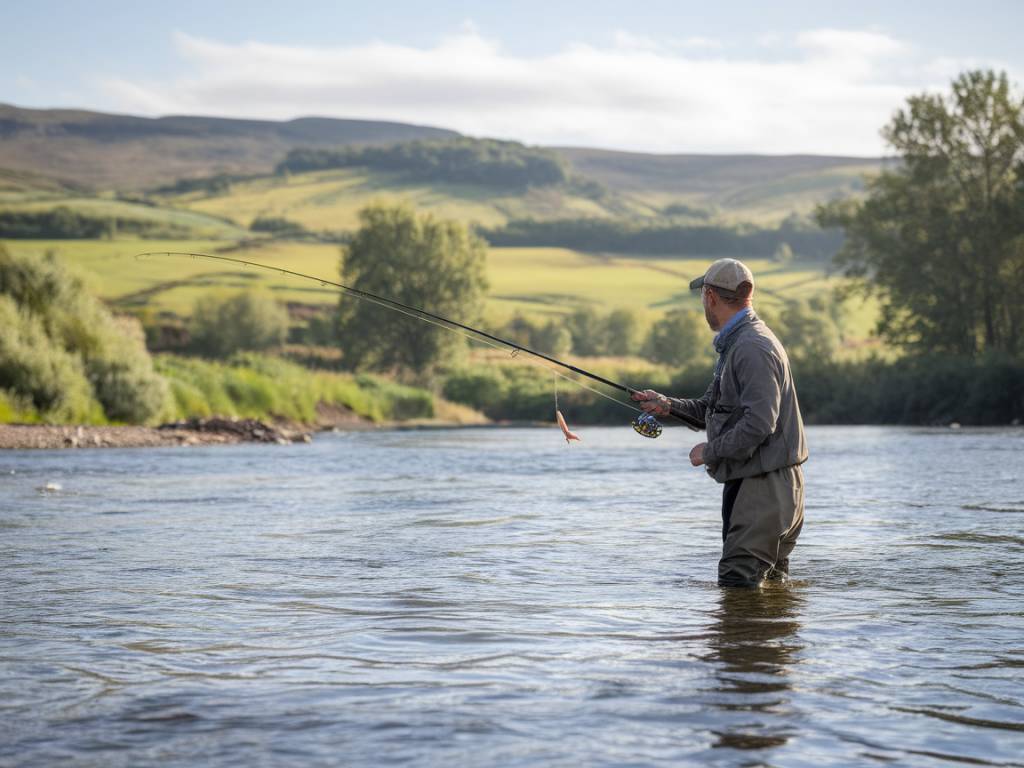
[{"left": 2, "top": 426, "right": 1023, "bottom": 766}]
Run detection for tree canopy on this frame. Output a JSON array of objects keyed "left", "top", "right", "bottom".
[
  {"left": 278, "top": 138, "right": 568, "bottom": 189},
  {"left": 819, "top": 70, "right": 1024, "bottom": 357},
  {"left": 190, "top": 290, "right": 291, "bottom": 358},
  {"left": 481, "top": 216, "right": 842, "bottom": 260},
  {"left": 336, "top": 204, "right": 489, "bottom": 376}
]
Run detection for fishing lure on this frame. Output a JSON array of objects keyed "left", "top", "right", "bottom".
[
  {"left": 556, "top": 409, "right": 581, "bottom": 443},
  {"left": 554, "top": 377, "right": 581, "bottom": 443}
]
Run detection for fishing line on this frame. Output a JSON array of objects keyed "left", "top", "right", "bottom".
[{"left": 135, "top": 251, "right": 699, "bottom": 432}]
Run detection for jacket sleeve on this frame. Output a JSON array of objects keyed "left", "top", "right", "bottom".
[
  {"left": 703, "top": 343, "right": 782, "bottom": 465},
  {"left": 666, "top": 378, "right": 714, "bottom": 429}
]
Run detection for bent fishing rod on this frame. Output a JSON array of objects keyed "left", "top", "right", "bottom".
[{"left": 135, "top": 251, "right": 705, "bottom": 435}]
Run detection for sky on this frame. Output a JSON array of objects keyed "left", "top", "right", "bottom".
[{"left": 2, "top": 1, "right": 1022, "bottom": 156}]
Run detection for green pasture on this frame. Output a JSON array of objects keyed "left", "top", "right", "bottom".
[
  {"left": 485, "top": 248, "right": 878, "bottom": 343},
  {"left": 0, "top": 194, "right": 250, "bottom": 239},
  {"left": 165, "top": 169, "right": 627, "bottom": 231},
  {"left": 623, "top": 164, "right": 877, "bottom": 225},
  {"left": 3, "top": 238, "right": 879, "bottom": 352},
  {"left": 166, "top": 162, "right": 866, "bottom": 230}
]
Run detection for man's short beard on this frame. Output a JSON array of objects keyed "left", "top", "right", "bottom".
[{"left": 705, "top": 303, "right": 719, "bottom": 331}]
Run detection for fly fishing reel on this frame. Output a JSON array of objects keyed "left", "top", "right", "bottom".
[{"left": 632, "top": 412, "right": 663, "bottom": 439}]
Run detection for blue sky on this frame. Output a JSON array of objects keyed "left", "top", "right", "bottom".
[{"left": 3, "top": 1, "right": 1022, "bottom": 155}]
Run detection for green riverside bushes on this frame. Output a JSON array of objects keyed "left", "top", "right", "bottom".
[
  {"left": 441, "top": 353, "right": 1024, "bottom": 427},
  {"left": 0, "top": 247, "right": 168, "bottom": 423},
  {"left": 189, "top": 290, "right": 291, "bottom": 357},
  {"left": 0, "top": 295, "right": 102, "bottom": 422},
  {"left": 156, "top": 353, "right": 435, "bottom": 424}
]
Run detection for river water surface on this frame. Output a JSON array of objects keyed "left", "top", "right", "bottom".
[{"left": 2, "top": 426, "right": 1023, "bottom": 766}]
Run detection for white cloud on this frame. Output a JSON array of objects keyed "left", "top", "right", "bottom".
[
  {"left": 673, "top": 36, "right": 724, "bottom": 51},
  {"left": 98, "top": 27, "right": 1015, "bottom": 156},
  {"left": 613, "top": 30, "right": 663, "bottom": 52}
]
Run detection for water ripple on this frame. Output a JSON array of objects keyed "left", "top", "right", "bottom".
[{"left": 2, "top": 426, "right": 1023, "bottom": 766}]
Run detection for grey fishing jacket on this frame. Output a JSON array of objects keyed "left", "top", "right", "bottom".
[{"left": 668, "top": 311, "right": 808, "bottom": 483}]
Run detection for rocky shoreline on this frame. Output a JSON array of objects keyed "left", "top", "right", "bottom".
[
  {"left": 0, "top": 407, "right": 503, "bottom": 449},
  {"left": 0, "top": 417, "right": 317, "bottom": 450}
]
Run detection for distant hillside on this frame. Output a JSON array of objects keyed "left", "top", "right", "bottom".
[
  {"left": 0, "top": 104, "right": 458, "bottom": 190},
  {"left": 0, "top": 104, "right": 889, "bottom": 222},
  {"left": 163, "top": 167, "right": 630, "bottom": 231},
  {"left": 558, "top": 147, "right": 890, "bottom": 222}
]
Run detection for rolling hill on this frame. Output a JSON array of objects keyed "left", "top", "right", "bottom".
[
  {"left": 0, "top": 104, "right": 458, "bottom": 190},
  {"left": 558, "top": 147, "right": 889, "bottom": 222},
  {"left": 0, "top": 103, "right": 883, "bottom": 353},
  {"left": 0, "top": 104, "right": 885, "bottom": 222},
  {"left": 159, "top": 168, "right": 639, "bottom": 231}
]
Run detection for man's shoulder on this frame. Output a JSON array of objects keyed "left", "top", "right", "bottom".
[
  {"left": 730, "top": 321, "right": 786, "bottom": 370},
  {"left": 735, "top": 318, "right": 782, "bottom": 353}
]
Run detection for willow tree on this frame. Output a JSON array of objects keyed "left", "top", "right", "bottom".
[
  {"left": 336, "top": 204, "right": 488, "bottom": 377},
  {"left": 819, "top": 70, "right": 1024, "bottom": 357}
]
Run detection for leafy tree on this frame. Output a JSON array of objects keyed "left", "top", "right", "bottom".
[
  {"left": 773, "top": 242, "right": 794, "bottom": 263},
  {"left": 498, "top": 314, "right": 572, "bottom": 355},
  {"left": 336, "top": 204, "right": 488, "bottom": 376},
  {"left": 644, "top": 308, "right": 709, "bottom": 367},
  {"left": 818, "top": 70, "right": 1024, "bottom": 356},
  {"left": 604, "top": 309, "right": 640, "bottom": 356},
  {"left": 0, "top": 207, "right": 109, "bottom": 238},
  {"left": 249, "top": 215, "right": 310, "bottom": 238},
  {"left": 500, "top": 313, "right": 537, "bottom": 347},
  {"left": 531, "top": 319, "right": 572, "bottom": 356},
  {"left": 774, "top": 298, "right": 841, "bottom": 363},
  {"left": 566, "top": 308, "right": 606, "bottom": 356},
  {"left": 190, "top": 290, "right": 290, "bottom": 358}
]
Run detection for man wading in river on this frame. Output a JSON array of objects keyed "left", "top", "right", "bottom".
[{"left": 632, "top": 259, "right": 807, "bottom": 588}]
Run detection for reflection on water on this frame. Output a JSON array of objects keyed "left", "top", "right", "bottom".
[
  {"left": 2, "top": 426, "right": 1024, "bottom": 766},
  {"left": 707, "top": 587, "right": 803, "bottom": 751}
]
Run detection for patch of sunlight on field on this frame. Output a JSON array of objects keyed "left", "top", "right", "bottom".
[
  {"left": 181, "top": 170, "right": 508, "bottom": 230},
  {"left": 128, "top": 241, "right": 346, "bottom": 313},
  {"left": 176, "top": 169, "right": 624, "bottom": 232},
  {"left": 4, "top": 239, "right": 879, "bottom": 348},
  {"left": 486, "top": 250, "right": 808, "bottom": 318},
  {"left": 3, "top": 239, "right": 345, "bottom": 314},
  {"left": 2, "top": 196, "right": 248, "bottom": 238},
  {"left": 608, "top": 164, "right": 880, "bottom": 225},
  {"left": 3, "top": 239, "right": 227, "bottom": 300},
  {"left": 485, "top": 250, "right": 878, "bottom": 348},
  {"left": 713, "top": 166, "right": 875, "bottom": 220}
]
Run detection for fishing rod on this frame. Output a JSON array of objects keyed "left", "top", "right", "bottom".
[{"left": 135, "top": 251, "right": 705, "bottom": 435}]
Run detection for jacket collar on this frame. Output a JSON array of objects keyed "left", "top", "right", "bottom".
[{"left": 713, "top": 307, "right": 754, "bottom": 355}]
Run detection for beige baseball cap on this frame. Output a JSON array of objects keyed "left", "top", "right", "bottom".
[{"left": 689, "top": 258, "right": 755, "bottom": 295}]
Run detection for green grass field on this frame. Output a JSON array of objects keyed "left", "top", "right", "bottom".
[
  {"left": 162, "top": 168, "right": 633, "bottom": 231},
  {"left": 165, "top": 163, "right": 875, "bottom": 230},
  {"left": 0, "top": 194, "right": 251, "bottom": 239},
  {"left": 2, "top": 238, "right": 881, "bottom": 353},
  {"left": 559, "top": 148, "right": 883, "bottom": 224}
]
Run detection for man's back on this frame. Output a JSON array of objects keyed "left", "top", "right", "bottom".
[{"left": 703, "top": 313, "right": 808, "bottom": 482}]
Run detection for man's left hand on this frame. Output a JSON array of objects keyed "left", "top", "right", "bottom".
[{"left": 689, "top": 443, "right": 707, "bottom": 466}]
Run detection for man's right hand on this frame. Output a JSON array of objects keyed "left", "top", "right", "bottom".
[{"left": 630, "top": 389, "right": 671, "bottom": 417}]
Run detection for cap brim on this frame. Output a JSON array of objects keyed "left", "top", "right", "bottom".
[{"left": 689, "top": 276, "right": 705, "bottom": 291}]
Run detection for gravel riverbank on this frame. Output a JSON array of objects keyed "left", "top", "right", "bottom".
[{"left": 0, "top": 418, "right": 313, "bottom": 450}]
